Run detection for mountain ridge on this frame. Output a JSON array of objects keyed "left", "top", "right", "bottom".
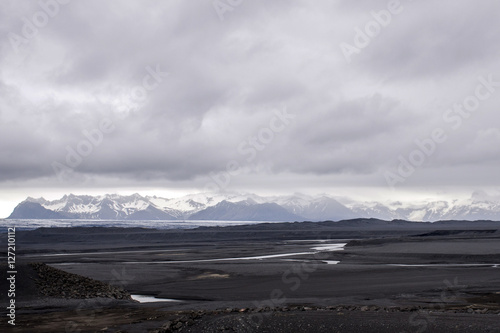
[{"left": 7, "top": 192, "right": 500, "bottom": 222}]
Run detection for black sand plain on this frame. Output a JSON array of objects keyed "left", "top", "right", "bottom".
[{"left": 1, "top": 219, "right": 500, "bottom": 332}]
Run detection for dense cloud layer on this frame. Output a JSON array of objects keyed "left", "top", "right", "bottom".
[{"left": 1, "top": 0, "right": 500, "bottom": 197}]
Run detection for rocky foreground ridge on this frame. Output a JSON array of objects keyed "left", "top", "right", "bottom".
[{"left": 30, "top": 263, "right": 131, "bottom": 300}]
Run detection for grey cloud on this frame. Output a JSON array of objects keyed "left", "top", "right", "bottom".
[
  {"left": 351, "top": 1, "right": 500, "bottom": 79},
  {"left": 1, "top": 0, "right": 500, "bottom": 193}
]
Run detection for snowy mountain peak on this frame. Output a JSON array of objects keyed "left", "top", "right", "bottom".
[
  {"left": 25, "top": 196, "right": 47, "bottom": 204},
  {"left": 8, "top": 191, "right": 500, "bottom": 222}
]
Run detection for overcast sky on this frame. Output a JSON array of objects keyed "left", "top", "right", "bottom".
[{"left": 1, "top": 0, "right": 500, "bottom": 217}]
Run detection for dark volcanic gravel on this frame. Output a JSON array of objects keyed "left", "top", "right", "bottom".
[
  {"left": 177, "top": 309, "right": 500, "bottom": 333},
  {"left": 1, "top": 224, "right": 499, "bottom": 332},
  {"left": 30, "top": 262, "right": 132, "bottom": 300}
]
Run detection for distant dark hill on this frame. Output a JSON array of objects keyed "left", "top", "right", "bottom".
[
  {"left": 10, "top": 219, "right": 500, "bottom": 246},
  {"left": 189, "top": 200, "right": 303, "bottom": 221},
  {"left": 415, "top": 229, "right": 498, "bottom": 237}
]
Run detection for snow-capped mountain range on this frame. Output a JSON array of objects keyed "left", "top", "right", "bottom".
[{"left": 7, "top": 191, "right": 500, "bottom": 222}]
